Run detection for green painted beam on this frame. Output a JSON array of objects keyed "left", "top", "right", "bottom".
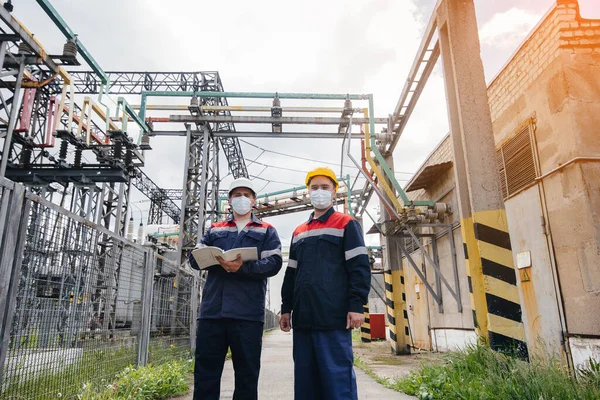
[
  {"left": 36, "top": 0, "right": 108, "bottom": 84},
  {"left": 367, "top": 95, "right": 435, "bottom": 207},
  {"left": 117, "top": 97, "right": 150, "bottom": 137}
]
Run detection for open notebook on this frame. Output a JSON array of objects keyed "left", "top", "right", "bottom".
[{"left": 190, "top": 247, "right": 258, "bottom": 270}]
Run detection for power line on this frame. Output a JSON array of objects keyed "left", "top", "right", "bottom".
[
  {"left": 241, "top": 139, "right": 414, "bottom": 175},
  {"left": 249, "top": 159, "right": 312, "bottom": 174},
  {"left": 249, "top": 174, "right": 304, "bottom": 187}
]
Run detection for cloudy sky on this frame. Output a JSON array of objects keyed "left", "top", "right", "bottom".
[{"left": 14, "top": 0, "right": 600, "bottom": 311}]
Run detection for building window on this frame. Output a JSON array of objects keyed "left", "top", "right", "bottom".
[{"left": 496, "top": 120, "right": 539, "bottom": 199}]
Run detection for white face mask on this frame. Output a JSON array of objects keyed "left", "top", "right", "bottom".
[
  {"left": 231, "top": 196, "right": 252, "bottom": 215},
  {"left": 310, "top": 189, "right": 333, "bottom": 210}
]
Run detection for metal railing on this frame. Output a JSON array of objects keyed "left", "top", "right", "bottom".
[{"left": 0, "top": 178, "right": 197, "bottom": 399}]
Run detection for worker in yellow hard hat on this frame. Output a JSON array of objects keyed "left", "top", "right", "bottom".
[
  {"left": 281, "top": 166, "right": 370, "bottom": 400},
  {"left": 304, "top": 166, "right": 339, "bottom": 191}
]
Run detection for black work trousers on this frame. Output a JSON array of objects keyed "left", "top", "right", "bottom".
[{"left": 193, "top": 318, "right": 263, "bottom": 400}]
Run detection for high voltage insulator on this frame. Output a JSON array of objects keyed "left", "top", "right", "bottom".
[
  {"left": 74, "top": 149, "right": 82, "bottom": 167},
  {"left": 125, "top": 150, "right": 133, "bottom": 166},
  {"left": 63, "top": 38, "right": 78, "bottom": 58},
  {"left": 20, "top": 148, "right": 32, "bottom": 166},
  {"left": 114, "top": 140, "right": 123, "bottom": 159},
  {"left": 59, "top": 140, "right": 69, "bottom": 160}
]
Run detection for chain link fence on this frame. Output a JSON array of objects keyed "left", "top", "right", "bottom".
[
  {"left": 0, "top": 178, "right": 281, "bottom": 399},
  {"left": 0, "top": 179, "right": 197, "bottom": 399}
]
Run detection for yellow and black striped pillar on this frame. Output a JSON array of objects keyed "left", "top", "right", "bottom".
[
  {"left": 384, "top": 269, "right": 411, "bottom": 354},
  {"left": 361, "top": 304, "right": 371, "bottom": 343},
  {"left": 460, "top": 218, "right": 488, "bottom": 338},
  {"left": 472, "top": 210, "right": 527, "bottom": 357},
  {"left": 437, "top": 0, "right": 528, "bottom": 359}
]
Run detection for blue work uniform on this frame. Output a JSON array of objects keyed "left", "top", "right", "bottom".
[
  {"left": 190, "top": 213, "right": 282, "bottom": 400},
  {"left": 281, "top": 206, "right": 371, "bottom": 400}
]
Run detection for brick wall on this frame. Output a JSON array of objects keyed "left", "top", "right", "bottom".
[
  {"left": 487, "top": 0, "right": 600, "bottom": 121},
  {"left": 406, "top": 0, "right": 600, "bottom": 202},
  {"left": 405, "top": 135, "right": 452, "bottom": 202}
]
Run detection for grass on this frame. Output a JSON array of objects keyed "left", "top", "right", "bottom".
[
  {"left": 351, "top": 328, "right": 362, "bottom": 344},
  {"left": 354, "top": 355, "right": 391, "bottom": 387},
  {"left": 2, "top": 341, "right": 192, "bottom": 399},
  {"left": 77, "top": 360, "right": 191, "bottom": 400},
  {"left": 372, "top": 355, "right": 405, "bottom": 365},
  {"left": 391, "top": 344, "right": 600, "bottom": 400},
  {"left": 2, "top": 345, "right": 138, "bottom": 399}
]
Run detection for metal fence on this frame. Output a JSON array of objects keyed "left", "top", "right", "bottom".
[
  {"left": 0, "top": 178, "right": 197, "bottom": 399},
  {"left": 264, "top": 309, "right": 279, "bottom": 331}
]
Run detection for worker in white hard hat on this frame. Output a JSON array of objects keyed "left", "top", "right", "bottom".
[
  {"left": 189, "top": 177, "right": 283, "bottom": 400},
  {"left": 280, "top": 167, "right": 370, "bottom": 400}
]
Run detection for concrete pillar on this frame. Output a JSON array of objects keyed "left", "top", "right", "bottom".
[
  {"left": 383, "top": 237, "right": 412, "bottom": 354},
  {"left": 379, "top": 153, "right": 411, "bottom": 354},
  {"left": 437, "top": 0, "right": 527, "bottom": 357}
]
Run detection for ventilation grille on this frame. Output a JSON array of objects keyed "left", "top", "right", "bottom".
[{"left": 496, "top": 122, "right": 538, "bottom": 199}]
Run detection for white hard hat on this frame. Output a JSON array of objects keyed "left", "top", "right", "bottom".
[{"left": 228, "top": 178, "right": 256, "bottom": 196}]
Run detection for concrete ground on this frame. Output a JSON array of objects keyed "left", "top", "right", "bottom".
[
  {"left": 174, "top": 329, "right": 417, "bottom": 399},
  {"left": 353, "top": 337, "right": 444, "bottom": 382}
]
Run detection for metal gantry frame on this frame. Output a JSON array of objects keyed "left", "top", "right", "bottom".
[
  {"left": 69, "top": 71, "right": 250, "bottom": 233},
  {"left": 396, "top": 224, "right": 462, "bottom": 313},
  {"left": 0, "top": 0, "right": 254, "bottom": 344}
]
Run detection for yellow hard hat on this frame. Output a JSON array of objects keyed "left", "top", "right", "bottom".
[{"left": 305, "top": 167, "right": 338, "bottom": 190}]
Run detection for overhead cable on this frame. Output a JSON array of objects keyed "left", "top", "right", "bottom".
[{"left": 241, "top": 139, "right": 414, "bottom": 175}]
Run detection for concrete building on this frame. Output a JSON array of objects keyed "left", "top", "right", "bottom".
[{"left": 399, "top": 0, "right": 600, "bottom": 367}]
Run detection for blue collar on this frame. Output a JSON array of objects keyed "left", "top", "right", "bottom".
[
  {"left": 308, "top": 206, "right": 335, "bottom": 224},
  {"left": 227, "top": 212, "right": 262, "bottom": 225}
]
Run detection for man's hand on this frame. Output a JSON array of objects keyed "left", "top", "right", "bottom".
[
  {"left": 216, "top": 255, "right": 243, "bottom": 273},
  {"left": 346, "top": 312, "right": 365, "bottom": 330},
  {"left": 280, "top": 313, "right": 291, "bottom": 332}
]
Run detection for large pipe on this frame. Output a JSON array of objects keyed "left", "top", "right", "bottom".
[
  {"left": 362, "top": 108, "right": 405, "bottom": 214},
  {"left": 149, "top": 130, "right": 364, "bottom": 139},
  {"left": 367, "top": 99, "right": 435, "bottom": 207},
  {"left": 169, "top": 115, "right": 385, "bottom": 125},
  {"left": 139, "top": 91, "right": 371, "bottom": 121},
  {"left": 134, "top": 105, "right": 348, "bottom": 113},
  {"left": 344, "top": 116, "right": 401, "bottom": 220},
  {"left": 360, "top": 121, "right": 399, "bottom": 219}
]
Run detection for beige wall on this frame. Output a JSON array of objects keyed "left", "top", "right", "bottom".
[
  {"left": 403, "top": 137, "right": 474, "bottom": 350},
  {"left": 401, "top": 0, "right": 600, "bottom": 355},
  {"left": 488, "top": 0, "right": 600, "bottom": 343}
]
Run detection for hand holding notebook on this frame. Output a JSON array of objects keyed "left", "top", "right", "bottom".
[{"left": 191, "top": 246, "right": 258, "bottom": 270}]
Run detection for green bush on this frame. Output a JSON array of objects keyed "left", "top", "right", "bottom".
[
  {"left": 391, "top": 344, "right": 600, "bottom": 400},
  {"left": 78, "top": 359, "right": 191, "bottom": 400}
]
